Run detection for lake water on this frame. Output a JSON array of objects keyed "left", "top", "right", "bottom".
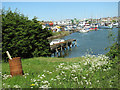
[{"left": 52, "top": 28, "right": 118, "bottom": 58}]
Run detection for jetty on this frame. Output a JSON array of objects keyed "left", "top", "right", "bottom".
[{"left": 50, "top": 39, "right": 77, "bottom": 57}]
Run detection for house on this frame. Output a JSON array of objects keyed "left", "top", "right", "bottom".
[
  {"left": 53, "top": 19, "right": 72, "bottom": 25},
  {"left": 52, "top": 26, "right": 61, "bottom": 32}
]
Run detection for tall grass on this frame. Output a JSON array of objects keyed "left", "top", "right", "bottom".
[
  {"left": 2, "top": 55, "right": 119, "bottom": 88},
  {"left": 0, "top": 63, "right": 2, "bottom": 89}
]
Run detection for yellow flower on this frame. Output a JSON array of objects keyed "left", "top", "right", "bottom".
[{"left": 31, "top": 84, "right": 35, "bottom": 86}]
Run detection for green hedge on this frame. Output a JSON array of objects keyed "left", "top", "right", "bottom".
[{"left": 2, "top": 9, "right": 52, "bottom": 61}]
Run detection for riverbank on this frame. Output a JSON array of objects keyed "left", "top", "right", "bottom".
[
  {"left": 47, "top": 31, "right": 72, "bottom": 40},
  {"left": 2, "top": 55, "right": 118, "bottom": 88}
]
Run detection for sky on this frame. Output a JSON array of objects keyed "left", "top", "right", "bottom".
[{"left": 2, "top": 2, "right": 118, "bottom": 21}]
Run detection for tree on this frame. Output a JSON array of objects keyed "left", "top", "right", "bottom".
[{"left": 2, "top": 9, "right": 52, "bottom": 61}]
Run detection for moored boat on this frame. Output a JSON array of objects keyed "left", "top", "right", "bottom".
[{"left": 79, "top": 29, "right": 89, "bottom": 33}]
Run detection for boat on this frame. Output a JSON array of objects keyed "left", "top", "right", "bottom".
[
  {"left": 98, "top": 25, "right": 112, "bottom": 29},
  {"left": 50, "top": 39, "right": 65, "bottom": 45},
  {"left": 79, "top": 29, "right": 89, "bottom": 33},
  {"left": 112, "top": 23, "right": 118, "bottom": 28},
  {"left": 98, "top": 23, "right": 113, "bottom": 29}
]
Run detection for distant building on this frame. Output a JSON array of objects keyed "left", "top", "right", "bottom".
[{"left": 53, "top": 19, "right": 72, "bottom": 25}]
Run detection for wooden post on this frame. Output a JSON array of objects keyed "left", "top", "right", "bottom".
[
  {"left": 60, "top": 51, "right": 63, "bottom": 57},
  {"left": 61, "top": 45, "right": 62, "bottom": 51},
  {"left": 56, "top": 48, "right": 59, "bottom": 57},
  {"left": 66, "top": 43, "right": 68, "bottom": 50},
  {"left": 75, "top": 40, "right": 77, "bottom": 46},
  {"left": 70, "top": 43, "right": 72, "bottom": 48},
  {"left": 54, "top": 52, "right": 56, "bottom": 57}
]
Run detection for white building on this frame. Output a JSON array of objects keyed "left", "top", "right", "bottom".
[{"left": 53, "top": 19, "right": 72, "bottom": 25}]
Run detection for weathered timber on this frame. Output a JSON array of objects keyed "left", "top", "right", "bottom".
[{"left": 50, "top": 39, "right": 76, "bottom": 53}]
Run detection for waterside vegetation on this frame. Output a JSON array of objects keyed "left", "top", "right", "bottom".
[{"left": 2, "top": 54, "right": 119, "bottom": 88}]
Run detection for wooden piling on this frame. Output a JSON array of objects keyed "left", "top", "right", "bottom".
[
  {"left": 50, "top": 39, "right": 77, "bottom": 57},
  {"left": 75, "top": 40, "right": 77, "bottom": 46}
]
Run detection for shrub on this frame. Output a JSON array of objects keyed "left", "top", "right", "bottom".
[
  {"left": 2, "top": 9, "right": 52, "bottom": 61},
  {"left": 106, "top": 42, "right": 120, "bottom": 59}
]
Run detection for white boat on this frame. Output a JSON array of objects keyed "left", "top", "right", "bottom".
[
  {"left": 79, "top": 29, "right": 89, "bottom": 33},
  {"left": 113, "top": 23, "right": 118, "bottom": 28},
  {"left": 98, "top": 23, "right": 113, "bottom": 29},
  {"left": 50, "top": 39, "right": 65, "bottom": 45}
]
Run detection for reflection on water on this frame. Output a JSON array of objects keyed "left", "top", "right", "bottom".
[{"left": 52, "top": 28, "right": 118, "bottom": 58}]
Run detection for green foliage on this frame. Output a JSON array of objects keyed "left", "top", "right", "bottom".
[
  {"left": 106, "top": 29, "right": 120, "bottom": 59},
  {"left": 2, "top": 9, "right": 52, "bottom": 61},
  {"left": 112, "top": 20, "right": 116, "bottom": 23},
  {"left": 106, "top": 42, "right": 120, "bottom": 59},
  {"left": 2, "top": 56, "right": 119, "bottom": 88},
  {"left": 106, "top": 42, "right": 120, "bottom": 60}
]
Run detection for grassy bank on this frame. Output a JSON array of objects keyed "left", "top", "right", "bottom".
[
  {"left": 2, "top": 55, "right": 119, "bottom": 88},
  {"left": 47, "top": 31, "right": 71, "bottom": 40},
  {"left": 0, "top": 63, "right": 2, "bottom": 89},
  {"left": 52, "top": 31, "right": 71, "bottom": 36}
]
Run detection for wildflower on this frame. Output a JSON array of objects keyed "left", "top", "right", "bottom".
[
  {"left": 42, "top": 74, "right": 45, "bottom": 77},
  {"left": 33, "top": 79, "right": 36, "bottom": 82},
  {"left": 63, "top": 67, "right": 69, "bottom": 70},
  {"left": 25, "top": 73, "right": 29, "bottom": 75},
  {"left": 84, "top": 62, "right": 87, "bottom": 65},
  {"left": 7, "top": 85, "right": 10, "bottom": 88},
  {"left": 13, "top": 85, "right": 21, "bottom": 88},
  {"left": 38, "top": 75, "right": 40, "bottom": 77},
  {"left": 63, "top": 78, "right": 66, "bottom": 80},
  {"left": 71, "top": 70, "right": 76, "bottom": 73},
  {"left": 30, "top": 84, "right": 35, "bottom": 86},
  {"left": 49, "top": 72, "right": 52, "bottom": 74},
  {"left": 56, "top": 75, "right": 60, "bottom": 80},
  {"left": 54, "top": 79, "right": 56, "bottom": 81},
  {"left": 3, "top": 83, "right": 5, "bottom": 86},
  {"left": 103, "top": 69, "right": 106, "bottom": 71},
  {"left": 86, "top": 82, "right": 89, "bottom": 85},
  {"left": 40, "top": 77, "right": 43, "bottom": 79},
  {"left": 82, "top": 76, "right": 86, "bottom": 79},
  {"left": 86, "top": 74, "right": 88, "bottom": 76},
  {"left": 51, "top": 78, "right": 54, "bottom": 81},
  {"left": 73, "top": 77, "right": 78, "bottom": 81},
  {"left": 37, "top": 79, "right": 40, "bottom": 81},
  {"left": 80, "top": 81, "right": 83, "bottom": 85},
  {"left": 110, "top": 85, "right": 112, "bottom": 87},
  {"left": 97, "top": 80, "right": 99, "bottom": 83},
  {"left": 43, "top": 70, "right": 46, "bottom": 72},
  {"left": 35, "top": 82, "right": 38, "bottom": 86},
  {"left": 61, "top": 71, "right": 65, "bottom": 74},
  {"left": 42, "top": 80, "right": 49, "bottom": 84},
  {"left": 39, "top": 85, "right": 48, "bottom": 88},
  {"left": 60, "top": 63, "right": 64, "bottom": 65},
  {"left": 85, "top": 80, "right": 87, "bottom": 83},
  {"left": 71, "top": 74, "right": 75, "bottom": 76}
]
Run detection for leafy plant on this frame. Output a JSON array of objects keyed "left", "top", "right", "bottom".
[{"left": 2, "top": 8, "right": 52, "bottom": 61}]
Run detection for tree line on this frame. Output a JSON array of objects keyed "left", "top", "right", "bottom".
[{"left": 2, "top": 9, "right": 52, "bottom": 62}]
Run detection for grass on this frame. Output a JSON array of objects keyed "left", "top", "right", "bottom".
[
  {"left": 52, "top": 31, "right": 70, "bottom": 36},
  {"left": 2, "top": 55, "right": 119, "bottom": 88},
  {"left": 0, "top": 63, "right": 2, "bottom": 89}
]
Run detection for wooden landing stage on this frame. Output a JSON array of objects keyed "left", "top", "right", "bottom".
[{"left": 50, "top": 39, "right": 77, "bottom": 56}]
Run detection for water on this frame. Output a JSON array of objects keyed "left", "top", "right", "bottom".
[{"left": 61, "top": 28, "right": 118, "bottom": 58}]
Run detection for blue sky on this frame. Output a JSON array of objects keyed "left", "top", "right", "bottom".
[{"left": 2, "top": 2, "right": 118, "bottom": 21}]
